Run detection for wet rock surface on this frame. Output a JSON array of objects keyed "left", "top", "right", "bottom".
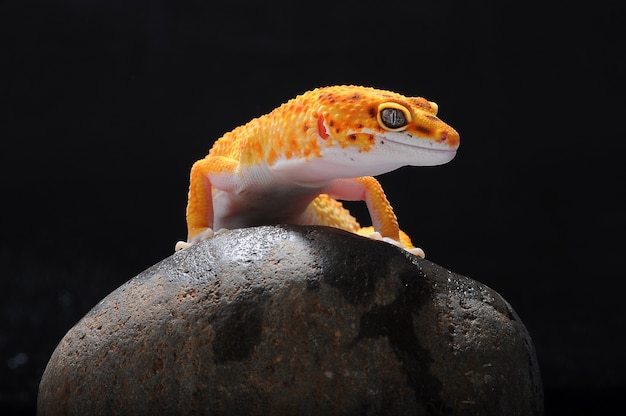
[{"left": 38, "top": 225, "right": 543, "bottom": 415}]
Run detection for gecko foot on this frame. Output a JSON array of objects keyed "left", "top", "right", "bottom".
[
  {"left": 407, "top": 247, "right": 426, "bottom": 258},
  {"left": 175, "top": 228, "right": 229, "bottom": 252},
  {"left": 175, "top": 241, "right": 192, "bottom": 251},
  {"left": 365, "top": 231, "right": 425, "bottom": 258}
]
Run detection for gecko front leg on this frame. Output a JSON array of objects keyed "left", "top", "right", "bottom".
[
  {"left": 175, "top": 155, "right": 239, "bottom": 251},
  {"left": 322, "top": 176, "right": 425, "bottom": 257}
]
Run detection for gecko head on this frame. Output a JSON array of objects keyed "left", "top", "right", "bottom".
[{"left": 311, "top": 85, "right": 460, "bottom": 176}]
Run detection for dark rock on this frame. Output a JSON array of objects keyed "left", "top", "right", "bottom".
[{"left": 38, "top": 225, "right": 543, "bottom": 415}]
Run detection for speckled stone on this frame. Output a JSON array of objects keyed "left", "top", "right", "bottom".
[{"left": 38, "top": 225, "right": 543, "bottom": 415}]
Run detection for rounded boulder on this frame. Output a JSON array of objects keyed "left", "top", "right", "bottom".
[{"left": 38, "top": 225, "right": 543, "bottom": 415}]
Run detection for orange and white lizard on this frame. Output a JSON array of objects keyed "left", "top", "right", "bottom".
[{"left": 175, "top": 85, "right": 460, "bottom": 257}]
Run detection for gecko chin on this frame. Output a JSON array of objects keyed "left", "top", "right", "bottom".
[{"left": 406, "top": 147, "right": 457, "bottom": 166}]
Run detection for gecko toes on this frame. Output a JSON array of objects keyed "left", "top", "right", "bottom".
[
  {"left": 175, "top": 241, "right": 192, "bottom": 251},
  {"left": 364, "top": 231, "right": 425, "bottom": 258},
  {"left": 408, "top": 247, "right": 426, "bottom": 258},
  {"left": 366, "top": 231, "right": 384, "bottom": 241},
  {"left": 175, "top": 228, "right": 230, "bottom": 252}
]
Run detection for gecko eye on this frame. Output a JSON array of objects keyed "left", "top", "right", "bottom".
[
  {"left": 377, "top": 102, "right": 412, "bottom": 131},
  {"left": 380, "top": 108, "right": 406, "bottom": 128}
]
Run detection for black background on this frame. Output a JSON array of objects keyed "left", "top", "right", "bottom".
[{"left": 1, "top": 0, "right": 624, "bottom": 414}]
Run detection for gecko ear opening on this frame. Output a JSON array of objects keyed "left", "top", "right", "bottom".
[{"left": 377, "top": 102, "right": 412, "bottom": 131}]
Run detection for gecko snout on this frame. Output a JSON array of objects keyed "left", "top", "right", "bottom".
[{"left": 438, "top": 128, "right": 460, "bottom": 149}]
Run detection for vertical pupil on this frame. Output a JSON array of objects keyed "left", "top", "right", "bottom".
[{"left": 381, "top": 108, "right": 406, "bottom": 128}]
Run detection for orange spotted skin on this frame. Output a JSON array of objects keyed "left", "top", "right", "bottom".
[{"left": 180, "top": 85, "right": 460, "bottom": 256}]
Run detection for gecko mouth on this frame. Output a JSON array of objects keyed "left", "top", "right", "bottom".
[
  {"left": 375, "top": 132, "right": 459, "bottom": 167},
  {"left": 382, "top": 134, "right": 459, "bottom": 152}
]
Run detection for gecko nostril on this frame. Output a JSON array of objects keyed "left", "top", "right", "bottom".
[{"left": 441, "top": 132, "right": 448, "bottom": 142}]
